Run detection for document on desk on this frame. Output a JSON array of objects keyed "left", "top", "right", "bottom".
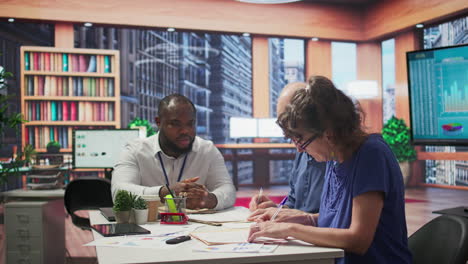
[
  {"left": 188, "top": 206, "right": 250, "bottom": 223},
  {"left": 85, "top": 234, "right": 186, "bottom": 249},
  {"left": 190, "top": 228, "right": 250, "bottom": 245},
  {"left": 193, "top": 242, "right": 278, "bottom": 253},
  {"left": 190, "top": 227, "right": 288, "bottom": 246}
]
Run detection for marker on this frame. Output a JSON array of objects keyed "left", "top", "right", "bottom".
[{"left": 271, "top": 196, "right": 288, "bottom": 221}]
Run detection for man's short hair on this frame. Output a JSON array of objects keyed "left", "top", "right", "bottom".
[{"left": 157, "top": 94, "right": 197, "bottom": 118}]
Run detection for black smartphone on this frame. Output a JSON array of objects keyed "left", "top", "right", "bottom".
[
  {"left": 91, "top": 223, "right": 150, "bottom": 237},
  {"left": 99, "top": 207, "right": 116, "bottom": 221},
  {"left": 166, "top": 235, "right": 191, "bottom": 244}
]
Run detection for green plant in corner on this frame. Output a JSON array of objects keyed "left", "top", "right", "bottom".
[
  {"left": 0, "top": 54, "right": 27, "bottom": 185},
  {"left": 382, "top": 116, "right": 417, "bottom": 162},
  {"left": 19, "top": 144, "right": 37, "bottom": 166},
  {"left": 128, "top": 117, "right": 156, "bottom": 137},
  {"left": 133, "top": 196, "right": 147, "bottom": 210},
  {"left": 0, "top": 60, "right": 26, "bottom": 145}
]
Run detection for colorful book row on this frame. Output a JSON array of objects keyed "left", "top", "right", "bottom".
[
  {"left": 24, "top": 76, "right": 115, "bottom": 97},
  {"left": 25, "top": 126, "right": 115, "bottom": 150},
  {"left": 25, "top": 126, "right": 70, "bottom": 149},
  {"left": 24, "top": 52, "right": 112, "bottom": 73},
  {"left": 25, "top": 101, "right": 115, "bottom": 122}
]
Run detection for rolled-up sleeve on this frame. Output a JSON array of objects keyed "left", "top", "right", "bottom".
[
  {"left": 111, "top": 141, "right": 160, "bottom": 200},
  {"left": 205, "top": 146, "right": 236, "bottom": 210}
]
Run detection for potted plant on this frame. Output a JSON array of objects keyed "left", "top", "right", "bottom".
[
  {"left": 382, "top": 116, "right": 417, "bottom": 186},
  {"left": 46, "top": 140, "right": 61, "bottom": 153},
  {"left": 20, "top": 144, "right": 37, "bottom": 167},
  {"left": 113, "top": 190, "right": 134, "bottom": 223},
  {"left": 0, "top": 57, "right": 27, "bottom": 185},
  {"left": 132, "top": 196, "right": 148, "bottom": 225},
  {"left": 128, "top": 117, "right": 157, "bottom": 137}
]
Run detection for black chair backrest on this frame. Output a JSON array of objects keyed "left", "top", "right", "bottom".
[
  {"left": 64, "top": 177, "right": 113, "bottom": 230},
  {"left": 409, "top": 214, "right": 468, "bottom": 264}
]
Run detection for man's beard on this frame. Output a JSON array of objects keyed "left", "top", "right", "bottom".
[{"left": 159, "top": 130, "right": 194, "bottom": 155}]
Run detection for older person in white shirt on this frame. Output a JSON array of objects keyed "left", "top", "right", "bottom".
[{"left": 112, "top": 94, "right": 235, "bottom": 210}]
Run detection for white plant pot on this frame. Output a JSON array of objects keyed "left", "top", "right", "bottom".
[{"left": 133, "top": 209, "right": 149, "bottom": 225}]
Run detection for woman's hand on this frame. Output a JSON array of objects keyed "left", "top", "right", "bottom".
[
  {"left": 248, "top": 208, "right": 316, "bottom": 226},
  {"left": 248, "top": 221, "right": 293, "bottom": 242},
  {"left": 248, "top": 195, "right": 277, "bottom": 211}
]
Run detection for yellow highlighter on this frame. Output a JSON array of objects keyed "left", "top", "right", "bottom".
[{"left": 165, "top": 194, "right": 178, "bottom": 213}]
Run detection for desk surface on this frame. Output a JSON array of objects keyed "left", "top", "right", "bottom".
[
  {"left": 1, "top": 188, "right": 64, "bottom": 200},
  {"left": 90, "top": 210, "right": 343, "bottom": 264}
]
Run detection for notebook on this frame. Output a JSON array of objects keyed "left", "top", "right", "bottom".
[{"left": 99, "top": 207, "right": 116, "bottom": 221}]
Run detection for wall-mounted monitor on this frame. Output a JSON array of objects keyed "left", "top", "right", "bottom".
[
  {"left": 407, "top": 43, "right": 468, "bottom": 146},
  {"left": 229, "top": 117, "right": 257, "bottom": 138},
  {"left": 257, "top": 118, "right": 283, "bottom": 138},
  {"left": 229, "top": 117, "right": 284, "bottom": 138},
  {"left": 73, "top": 129, "right": 141, "bottom": 168}
]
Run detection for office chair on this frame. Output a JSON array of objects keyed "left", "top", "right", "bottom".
[
  {"left": 64, "top": 177, "right": 113, "bottom": 230},
  {"left": 408, "top": 214, "right": 468, "bottom": 264}
]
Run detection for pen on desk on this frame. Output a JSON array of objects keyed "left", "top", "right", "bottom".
[
  {"left": 257, "top": 187, "right": 263, "bottom": 205},
  {"left": 270, "top": 196, "right": 288, "bottom": 221}
]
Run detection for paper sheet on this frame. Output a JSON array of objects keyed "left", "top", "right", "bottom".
[
  {"left": 85, "top": 234, "right": 183, "bottom": 249},
  {"left": 188, "top": 206, "right": 250, "bottom": 223},
  {"left": 190, "top": 228, "right": 250, "bottom": 245},
  {"left": 193, "top": 243, "right": 279, "bottom": 253}
]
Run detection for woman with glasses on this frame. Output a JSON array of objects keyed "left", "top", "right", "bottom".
[{"left": 248, "top": 76, "right": 411, "bottom": 264}]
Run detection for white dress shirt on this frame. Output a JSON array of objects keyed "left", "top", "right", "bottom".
[{"left": 111, "top": 133, "right": 236, "bottom": 210}]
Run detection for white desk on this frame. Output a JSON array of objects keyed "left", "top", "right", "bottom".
[{"left": 89, "top": 210, "right": 344, "bottom": 264}]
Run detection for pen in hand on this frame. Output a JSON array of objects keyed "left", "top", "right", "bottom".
[
  {"left": 270, "top": 196, "right": 288, "bottom": 221},
  {"left": 257, "top": 187, "right": 263, "bottom": 205}
]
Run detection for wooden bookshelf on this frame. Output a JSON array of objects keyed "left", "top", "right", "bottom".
[{"left": 20, "top": 46, "right": 121, "bottom": 153}]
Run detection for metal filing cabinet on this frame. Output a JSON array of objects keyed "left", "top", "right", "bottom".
[{"left": 5, "top": 200, "right": 65, "bottom": 264}]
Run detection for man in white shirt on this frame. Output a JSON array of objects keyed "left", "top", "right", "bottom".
[{"left": 112, "top": 94, "right": 235, "bottom": 210}]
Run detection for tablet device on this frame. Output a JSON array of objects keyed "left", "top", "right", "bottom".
[
  {"left": 99, "top": 207, "right": 116, "bottom": 222},
  {"left": 91, "top": 223, "right": 150, "bottom": 237}
]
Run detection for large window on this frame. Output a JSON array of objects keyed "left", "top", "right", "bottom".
[
  {"left": 381, "top": 38, "right": 396, "bottom": 124},
  {"left": 422, "top": 15, "right": 468, "bottom": 187},
  {"left": 75, "top": 26, "right": 253, "bottom": 144},
  {"left": 331, "top": 42, "right": 356, "bottom": 91},
  {"left": 268, "top": 38, "right": 304, "bottom": 184}
]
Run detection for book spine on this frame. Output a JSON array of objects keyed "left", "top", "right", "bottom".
[{"left": 63, "top": 53, "right": 69, "bottom": 72}]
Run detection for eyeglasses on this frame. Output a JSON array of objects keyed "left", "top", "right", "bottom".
[{"left": 291, "top": 134, "right": 319, "bottom": 151}]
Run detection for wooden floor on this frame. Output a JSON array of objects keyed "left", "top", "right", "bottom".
[{"left": 1, "top": 186, "right": 467, "bottom": 264}]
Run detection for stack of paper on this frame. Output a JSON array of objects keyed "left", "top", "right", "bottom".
[{"left": 188, "top": 207, "right": 250, "bottom": 223}]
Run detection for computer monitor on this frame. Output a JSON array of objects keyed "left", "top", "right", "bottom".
[
  {"left": 407, "top": 43, "right": 468, "bottom": 146},
  {"left": 73, "top": 129, "right": 140, "bottom": 168},
  {"left": 257, "top": 118, "right": 283, "bottom": 138},
  {"left": 229, "top": 117, "right": 258, "bottom": 138}
]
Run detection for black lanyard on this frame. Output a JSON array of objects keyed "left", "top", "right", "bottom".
[{"left": 157, "top": 152, "right": 188, "bottom": 185}]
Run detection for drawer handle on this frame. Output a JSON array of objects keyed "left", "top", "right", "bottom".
[
  {"left": 16, "top": 214, "right": 30, "bottom": 223},
  {"left": 17, "top": 229, "right": 29, "bottom": 237},
  {"left": 19, "top": 259, "right": 31, "bottom": 264},
  {"left": 18, "top": 244, "right": 31, "bottom": 252}
]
